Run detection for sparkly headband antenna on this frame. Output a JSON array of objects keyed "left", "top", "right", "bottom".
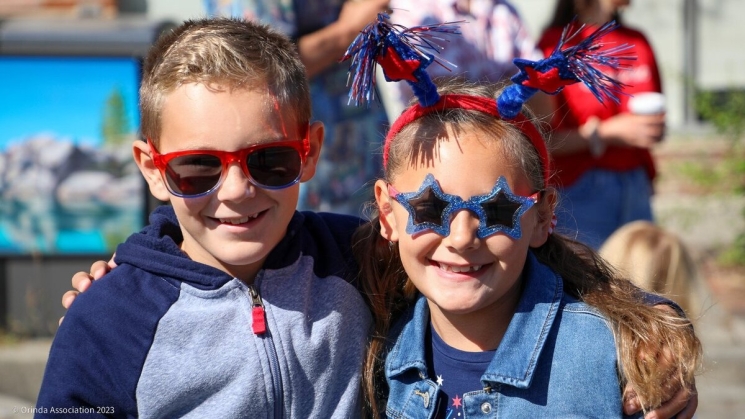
[
  {"left": 497, "top": 20, "right": 634, "bottom": 119},
  {"left": 341, "top": 15, "right": 634, "bottom": 185},
  {"left": 341, "top": 11, "right": 462, "bottom": 107}
]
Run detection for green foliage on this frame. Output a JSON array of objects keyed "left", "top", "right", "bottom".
[
  {"left": 694, "top": 88, "right": 745, "bottom": 266},
  {"left": 695, "top": 89, "right": 745, "bottom": 141},
  {"left": 668, "top": 152, "right": 744, "bottom": 194},
  {"left": 719, "top": 229, "right": 745, "bottom": 267},
  {"left": 102, "top": 87, "right": 131, "bottom": 146},
  {"left": 675, "top": 160, "right": 721, "bottom": 190}
]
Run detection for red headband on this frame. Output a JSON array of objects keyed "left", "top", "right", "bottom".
[{"left": 383, "top": 94, "right": 551, "bottom": 186}]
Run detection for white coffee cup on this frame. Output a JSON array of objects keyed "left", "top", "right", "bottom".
[{"left": 628, "top": 92, "right": 666, "bottom": 115}]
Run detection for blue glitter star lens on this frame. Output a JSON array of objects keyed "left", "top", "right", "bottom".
[
  {"left": 482, "top": 191, "right": 523, "bottom": 229},
  {"left": 408, "top": 187, "right": 449, "bottom": 225},
  {"left": 387, "top": 174, "right": 540, "bottom": 239}
]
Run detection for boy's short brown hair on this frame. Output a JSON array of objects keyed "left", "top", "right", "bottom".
[{"left": 140, "top": 17, "right": 311, "bottom": 144}]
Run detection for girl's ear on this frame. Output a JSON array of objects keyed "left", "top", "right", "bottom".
[
  {"left": 133, "top": 140, "right": 170, "bottom": 202},
  {"left": 374, "top": 179, "right": 399, "bottom": 242},
  {"left": 300, "top": 121, "right": 324, "bottom": 182},
  {"left": 529, "top": 188, "right": 558, "bottom": 248}
]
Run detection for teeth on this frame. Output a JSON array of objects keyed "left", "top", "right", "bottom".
[
  {"left": 219, "top": 213, "right": 259, "bottom": 225},
  {"left": 437, "top": 263, "right": 482, "bottom": 273}
]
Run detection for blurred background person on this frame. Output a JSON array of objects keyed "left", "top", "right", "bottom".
[
  {"left": 380, "top": 0, "right": 553, "bottom": 121},
  {"left": 207, "top": 0, "right": 390, "bottom": 215},
  {"left": 208, "top": 0, "right": 557, "bottom": 215},
  {"left": 538, "top": 0, "right": 666, "bottom": 250}
]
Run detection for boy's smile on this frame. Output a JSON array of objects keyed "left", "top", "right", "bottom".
[{"left": 135, "top": 83, "right": 322, "bottom": 283}]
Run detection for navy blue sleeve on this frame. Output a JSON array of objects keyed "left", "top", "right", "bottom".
[
  {"left": 35, "top": 265, "right": 180, "bottom": 418},
  {"left": 641, "top": 291, "right": 687, "bottom": 319},
  {"left": 309, "top": 212, "right": 365, "bottom": 280}
]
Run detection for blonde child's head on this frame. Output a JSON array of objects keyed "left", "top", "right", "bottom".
[
  {"left": 600, "top": 220, "right": 700, "bottom": 320},
  {"left": 139, "top": 17, "right": 311, "bottom": 147}
]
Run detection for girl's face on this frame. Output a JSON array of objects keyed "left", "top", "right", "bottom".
[{"left": 376, "top": 127, "right": 551, "bottom": 318}]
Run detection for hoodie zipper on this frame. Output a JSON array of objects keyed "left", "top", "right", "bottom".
[
  {"left": 247, "top": 284, "right": 284, "bottom": 419},
  {"left": 248, "top": 285, "right": 267, "bottom": 334}
]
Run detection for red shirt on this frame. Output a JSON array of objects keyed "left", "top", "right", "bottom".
[{"left": 537, "top": 24, "right": 661, "bottom": 188}]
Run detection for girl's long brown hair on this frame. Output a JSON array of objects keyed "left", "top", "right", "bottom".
[{"left": 353, "top": 81, "right": 701, "bottom": 417}]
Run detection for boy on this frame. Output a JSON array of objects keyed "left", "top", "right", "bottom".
[{"left": 36, "top": 18, "right": 371, "bottom": 418}]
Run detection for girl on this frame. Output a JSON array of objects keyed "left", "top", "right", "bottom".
[{"left": 352, "top": 80, "right": 701, "bottom": 418}]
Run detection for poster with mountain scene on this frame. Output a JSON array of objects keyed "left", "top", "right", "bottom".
[{"left": 0, "top": 56, "right": 144, "bottom": 255}]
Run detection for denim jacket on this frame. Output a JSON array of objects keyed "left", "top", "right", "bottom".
[{"left": 384, "top": 252, "right": 641, "bottom": 419}]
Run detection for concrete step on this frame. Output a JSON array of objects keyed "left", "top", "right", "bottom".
[
  {"left": 0, "top": 339, "right": 50, "bottom": 405},
  {"left": 0, "top": 394, "right": 34, "bottom": 419}
]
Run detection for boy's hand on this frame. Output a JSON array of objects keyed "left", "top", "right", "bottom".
[
  {"left": 59, "top": 256, "right": 117, "bottom": 324},
  {"left": 623, "top": 382, "right": 697, "bottom": 419}
]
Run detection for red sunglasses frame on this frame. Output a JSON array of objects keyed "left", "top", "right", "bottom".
[{"left": 147, "top": 135, "right": 310, "bottom": 197}]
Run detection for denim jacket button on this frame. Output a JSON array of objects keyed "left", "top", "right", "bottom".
[
  {"left": 413, "top": 389, "right": 430, "bottom": 409},
  {"left": 481, "top": 402, "right": 492, "bottom": 414}
]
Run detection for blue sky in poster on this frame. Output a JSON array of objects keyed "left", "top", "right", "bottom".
[{"left": 0, "top": 56, "right": 140, "bottom": 151}]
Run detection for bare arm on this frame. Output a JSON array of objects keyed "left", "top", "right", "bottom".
[
  {"left": 296, "top": 0, "right": 388, "bottom": 78},
  {"left": 548, "top": 113, "right": 666, "bottom": 157}
]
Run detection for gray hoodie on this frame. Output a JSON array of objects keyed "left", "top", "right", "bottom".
[{"left": 36, "top": 206, "right": 371, "bottom": 418}]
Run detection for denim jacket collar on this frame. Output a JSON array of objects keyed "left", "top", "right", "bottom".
[{"left": 385, "top": 251, "right": 563, "bottom": 389}]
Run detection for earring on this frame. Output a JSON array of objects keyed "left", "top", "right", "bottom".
[{"left": 548, "top": 214, "right": 558, "bottom": 235}]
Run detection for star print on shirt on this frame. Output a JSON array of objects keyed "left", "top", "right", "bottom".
[
  {"left": 452, "top": 394, "right": 462, "bottom": 409},
  {"left": 437, "top": 375, "right": 444, "bottom": 386}
]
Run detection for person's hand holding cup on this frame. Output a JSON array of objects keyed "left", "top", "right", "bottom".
[
  {"left": 628, "top": 92, "right": 666, "bottom": 116},
  {"left": 627, "top": 92, "right": 667, "bottom": 146}
]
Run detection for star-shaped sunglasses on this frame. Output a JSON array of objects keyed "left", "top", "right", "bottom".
[{"left": 387, "top": 174, "right": 540, "bottom": 239}]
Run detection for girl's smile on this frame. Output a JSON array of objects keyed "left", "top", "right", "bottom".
[{"left": 430, "top": 260, "right": 488, "bottom": 275}]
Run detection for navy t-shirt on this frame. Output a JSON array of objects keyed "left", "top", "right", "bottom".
[{"left": 427, "top": 324, "right": 496, "bottom": 418}]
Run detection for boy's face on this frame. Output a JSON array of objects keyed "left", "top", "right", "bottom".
[{"left": 134, "top": 83, "right": 322, "bottom": 282}]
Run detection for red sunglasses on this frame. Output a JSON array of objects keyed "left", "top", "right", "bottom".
[{"left": 148, "top": 135, "right": 310, "bottom": 198}]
